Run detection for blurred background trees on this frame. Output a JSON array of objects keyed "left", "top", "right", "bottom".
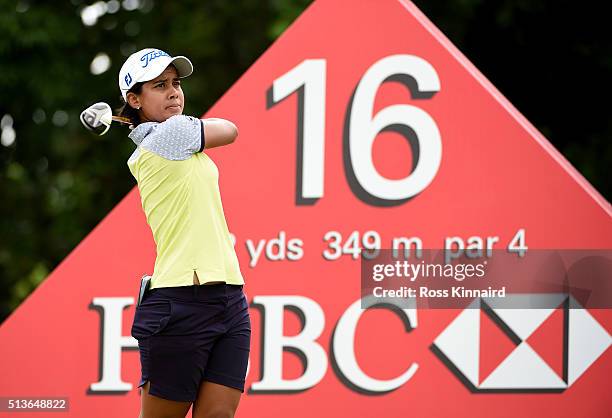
[{"left": 1, "top": 0, "right": 609, "bottom": 323}]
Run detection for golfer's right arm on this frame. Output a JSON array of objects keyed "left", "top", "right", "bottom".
[
  {"left": 202, "top": 118, "right": 238, "bottom": 149},
  {"left": 144, "top": 115, "right": 237, "bottom": 159}
]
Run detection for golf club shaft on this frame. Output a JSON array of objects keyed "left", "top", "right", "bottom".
[{"left": 111, "top": 115, "right": 131, "bottom": 125}]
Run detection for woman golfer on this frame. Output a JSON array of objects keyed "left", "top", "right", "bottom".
[{"left": 120, "top": 48, "right": 251, "bottom": 418}]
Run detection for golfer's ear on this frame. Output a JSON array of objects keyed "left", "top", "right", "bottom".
[{"left": 126, "top": 92, "right": 141, "bottom": 110}]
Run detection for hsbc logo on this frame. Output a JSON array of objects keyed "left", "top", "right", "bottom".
[
  {"left": 433, "top": 294, "right": 611, "bottom": 391},
  {"left": 88, "top": 294, "right": 610, "bottom": 394}
]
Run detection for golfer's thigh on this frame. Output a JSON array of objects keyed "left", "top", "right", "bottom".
[
  {"left": 140, "top": 381, "right": 192, "bottom": 418},
  {"left": 192, "top": 381, "right": 242, "bottom": 418}
]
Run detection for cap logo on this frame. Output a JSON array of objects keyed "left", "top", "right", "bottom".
[
  {"left": 140, "top": 49, "right": 170, "bottom": 68},
  {"left": 124, "top": 73, "right": 133, "bottom": 87}
]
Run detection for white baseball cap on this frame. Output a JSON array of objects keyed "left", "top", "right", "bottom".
[{"left": 118, "top": 48, "right": 193, "bottom": 101}]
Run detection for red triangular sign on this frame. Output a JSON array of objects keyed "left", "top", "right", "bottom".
[{"left": 1, "top": 1, "right": 610, "bottom": 417}]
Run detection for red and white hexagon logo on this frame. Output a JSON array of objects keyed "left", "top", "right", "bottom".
[{"left": 433, "top": 294, "right": 611, "bottom": 391}]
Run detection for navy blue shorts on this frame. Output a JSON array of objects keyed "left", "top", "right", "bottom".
[{"left": 130, "top": 283, "right": 251, "bottom": 402}]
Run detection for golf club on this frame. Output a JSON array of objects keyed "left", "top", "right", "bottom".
[{"left": 80, "top": 102, "right": 130, "bottom": 135}]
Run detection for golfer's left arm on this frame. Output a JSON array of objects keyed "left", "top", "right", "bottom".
[{"left": 202, "top": 118, "right": 238, "bottom": 149}]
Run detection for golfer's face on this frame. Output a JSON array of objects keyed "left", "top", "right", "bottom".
[{"left": 139, "top": 65, "right": 184, "bottom": 122}]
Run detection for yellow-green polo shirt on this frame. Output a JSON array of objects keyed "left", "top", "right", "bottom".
[{"left": 127, "top": 115, "right": 244, "bottom": 289}]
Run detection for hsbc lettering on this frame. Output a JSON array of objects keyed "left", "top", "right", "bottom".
[
  {"left": 88, "top": 294, "right": 609, "bottom": 394},
  {"left": 88, "top": 295, "right": 418, "bottom": 394}
]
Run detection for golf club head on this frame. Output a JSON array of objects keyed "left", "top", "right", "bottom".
[{"left": 80, "top": 102, "right": 113, "bottom": 135}]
